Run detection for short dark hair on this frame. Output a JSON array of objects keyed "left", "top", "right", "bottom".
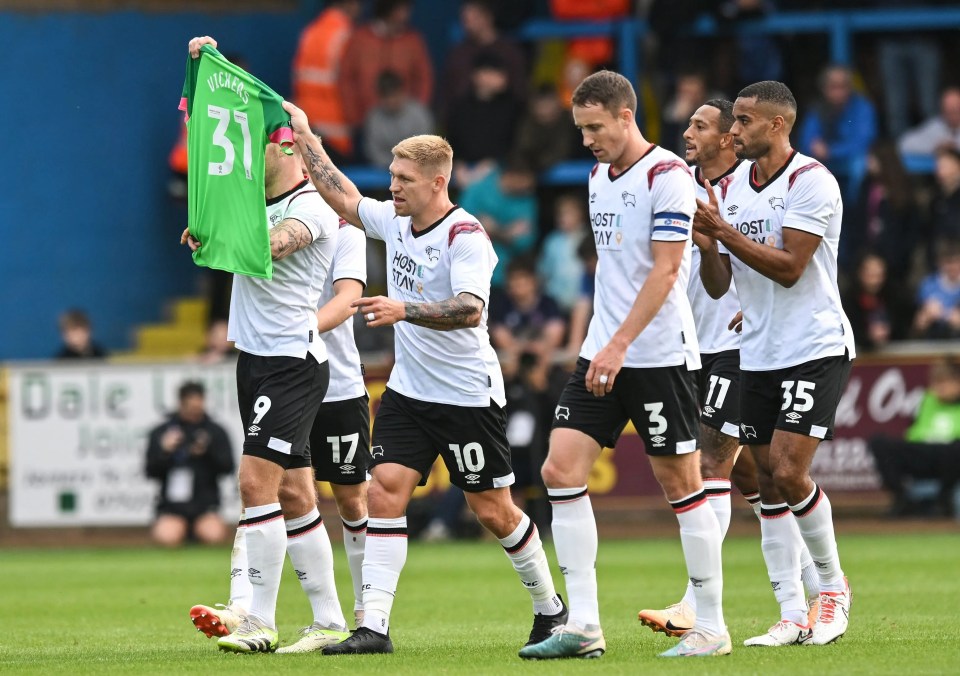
[
  {"left": 703, "top": 98, "right": 735, "bottom": 133},
  {"left": 374, "top": 0, "right": 410, "bottom": 20},
  {"left": 178, "top": 381, "right": 205, "bottom": 401},
  {"left": 572, "top": 70, "right": 637, "bottom": 116},
  {"left": 59, "top": 308, "right": 91, "bottom": 330},
  {"left": 507, "top": 255, "right": 537, "bottom": 278},
  {"left": 377, "top": 70, "right": 404, "bottom": 97},
  {"left": 737, "top": 80, "right": 797, "bottom": 113}
]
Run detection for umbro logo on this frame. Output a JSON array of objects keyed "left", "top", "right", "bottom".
[
  {"left": 230, "top": 567, "right": 242, "bottom": 579},
  {"left": 340, "top": 464, "right": 355, "bottom": 474},
  {"left": 769, "top": 196, "right": 785, "bottom": 210},
  {"left": 465, "top": 473, "right": 481, "bottom": 483},
  {"left": 727, "top": 204, "right": 739, "bottom": 214},
  {"left": 785, "top": 412, "right": 801, "bottom": 422},
  {"left": 690, "top": 577, "right": 703, "bottom": 588},
  {"left": 650, "top": 435, "right": 666, "bottom": 447},
  {"left": 247, "top": 424, "right": 260, "bottom": 434},
  {"left": 559, "top": 566, "right": 568, "bottom": 575},
  {"left": 771, "top": 581, "right": 781, "bottom": 591},
  {"left": 702, "top": 405, "right": 715, "bottom": 416},
  {"left": 590, "top": 192, "right": 597, "bottom": 203},
  {"left": 741, "top": 424, "right": 757, "bottom": 439},
  {"left": 295, "top": 569, "right": 307, "bottom": 581},
  {"left": 248, "top": 567, "right": 261, "bottom": 580},
  {"left": 555, "top": 406, "right": 570, "bottom": 420}
]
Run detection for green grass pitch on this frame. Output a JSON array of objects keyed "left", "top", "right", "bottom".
[{"left": 2, "top": 532, "right": 958, "bottom": 674}]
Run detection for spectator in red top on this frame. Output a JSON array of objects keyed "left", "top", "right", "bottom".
[
  {"left": 442, "top": 0, "right": 527, "bottom": 128},
  {"left": 338, "top": 0, "right": 434, "bottom": 131}
]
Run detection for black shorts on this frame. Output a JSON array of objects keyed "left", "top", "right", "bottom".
[
  {"left": 371, "top": 387, "right": 515, "bottom": 492},
  {"left": 739, "top": 352, "right": 853, "bottom": 445},
  {"left": 698, "top": 350, "right": 741, "bottom": 438},
  {"left": 552, "top": 357, "right": 699, "bottom": 456},
  {"left": 236, "top": 351, "right": 329, "bottom": 469},
  {"left": 308, "top": 394, "right": 371, "bottom": 485}
]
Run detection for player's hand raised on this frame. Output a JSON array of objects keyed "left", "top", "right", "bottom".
[
  {"left": 693, "top": 177, "right": 726, "bottom": 239},
  {"left": 281, "top": 101, "right": 312, "bottom": 142},
  {"left": 188, "top": 36, "right": 217, "bottom": 59}
]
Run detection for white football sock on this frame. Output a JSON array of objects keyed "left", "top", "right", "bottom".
[
  {"left": 361, "top": 517, "right": 407, "bottom": 635},
  {"left": 759, "top": 503, "right": 807, "bottom": 626},
  {"left": 548, "top": 486, "right": 599, "bottom": 628},
  {"left": 243, "top": 503, "right": 286, "bottom": 629},
  {"left": 791, "top": 485, "right": 845, "bottom": 592},
  {"left": 341, "top": 516, "right": 368, "bottom": 615},
  {"left": 286, "top": 507, "right": 346, "bottom": 630},
  {"left": 679, "top": 479, "right": 731, "bottom": 612},
  {"left": 228, "top": 514, "right": 252, "bottom": 610},
  {"left": 671, "top": 490, "right": 725, "bottom": 636},
  {"left": 498, "top": 512, "right": 563, "bottom": 616}
]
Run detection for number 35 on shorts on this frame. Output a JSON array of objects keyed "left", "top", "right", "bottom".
[{"left": 781, "top": 380, "right": 815, "bottom": 414}]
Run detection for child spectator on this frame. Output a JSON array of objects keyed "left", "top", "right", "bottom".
[
  {"left": 55, "top": 309, "right": 107, "bottom": 359},
  {"left": 537, "top": 193, "right": 588, "bottom": 313},
  {"left": 841, "top": 252, "right": 913, "bottom": 352},
  {"left": 913, "top": 240, "right": 960, "bottom": 340}
]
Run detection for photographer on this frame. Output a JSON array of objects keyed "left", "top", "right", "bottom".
[{"left": 145, "top": 381, "right": 235, "bottom": 546}]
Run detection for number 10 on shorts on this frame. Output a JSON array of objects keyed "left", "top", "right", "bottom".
[{"left": 449, "top": 442, "right": 486, "bottom": 473}]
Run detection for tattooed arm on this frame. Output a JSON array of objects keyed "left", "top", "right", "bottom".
[
  {"left": 353, "top": 292, "right": 484, "bottom": 331},
  {"left": 404, "top": 293, "right": 484, "bottom": 331},
  {"left": 270, "top": 218, "right": 314, "bottom": 261},
  {"left": 282, "top": 101, "right": 365, "bottom": 228}
]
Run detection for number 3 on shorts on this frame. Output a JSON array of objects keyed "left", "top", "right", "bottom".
[{"left": 781, "top": 380, "right": 815, "bottom": 412}]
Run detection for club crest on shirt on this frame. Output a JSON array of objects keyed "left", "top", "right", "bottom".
[
  {"left": 768, "top": 196, "right": 785, "bottom": 210},
  {"left": 622, "top": 191, "right": 636, "bottom": 207},
  {"left": 425, "top": 246, "right": 440, "bottom": 262}
]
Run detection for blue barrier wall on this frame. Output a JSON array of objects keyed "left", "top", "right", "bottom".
[{"left": 0, "top": 10, "right": 309, "bottom": 359}]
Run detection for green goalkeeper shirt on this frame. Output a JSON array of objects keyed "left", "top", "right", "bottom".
[{"left": 180, "top": 44, "right": 294, "bottom": 279}]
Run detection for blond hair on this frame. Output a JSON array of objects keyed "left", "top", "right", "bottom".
[{"left": 391, "top": 135, "right": 453, "bottom": 178}]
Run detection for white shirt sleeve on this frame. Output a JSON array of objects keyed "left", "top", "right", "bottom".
[
  {"left": 331, "top": 223, "right": 367, "bottom": 285},
  {"left": 782, "top": 166, "right": 840, "bottom": 238},
  {"left": 649, "top": 162, "right": 696, "bottom": 243},
  {"left": 284, "top": 191, "right": 338, "bottom": 242},
  {"left": 357, "top": 196, "right": 396, "bottom": 242},
  {"left": 449, "top": 225, "right": 495, "bottom": 306}
]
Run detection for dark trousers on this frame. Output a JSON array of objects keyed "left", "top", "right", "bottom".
[{"left": 869, "top": 436, "right": 960, "bottom": 516}]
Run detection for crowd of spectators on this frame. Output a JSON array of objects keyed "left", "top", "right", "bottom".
[{"left": 281, "top": 0, "right": 960, "bottom": 357}]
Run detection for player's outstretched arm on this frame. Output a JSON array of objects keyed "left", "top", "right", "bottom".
[
  {"left": 282, "top": 101, "right": 364, "bottom": 228},
  {"left": 351, "top": 293, "right": 483, "bottom": 331},
  {"left": 316, "top": 279, "right": 364, "bottom": 333}
]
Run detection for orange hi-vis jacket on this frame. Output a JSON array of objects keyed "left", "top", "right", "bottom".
[{"left": 292, "top": 7, "right": 355, "bottom": 156}]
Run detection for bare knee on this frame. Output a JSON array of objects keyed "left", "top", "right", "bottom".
[
  {"left": 193, "top": 513, "right": 229, "bottom": 544},
  {"left": 152, "top": 515, "right": 187, "bottom": 547},
  {"left": 366, "top": 477, "right": 408, "bottom": 518},
  {"left": 333, "top": 485, "right": 368, "bottom": 522},
  {"left": 771, "top": 461, "right": 812, "bottom": 504},
  {"left": 468, "top": 491, "right": 521, "bottom": 539}
]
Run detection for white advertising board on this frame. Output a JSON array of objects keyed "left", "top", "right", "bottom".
[{"left": 8, "top": 360, "right": 243, "bottom": 527}]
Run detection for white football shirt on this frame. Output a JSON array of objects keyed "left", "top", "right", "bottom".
[
  {"left": 581, "top": 145, "right": 700, "bottom": 370},
  {"left": 688, "top": 164, "right": 742, "bottom": 354},
  {"left": 718, "top": 151, "right": 856, "bottom": 370},
  {"left": 228, "top": 179, "right": 338, "bottom": 362},
  {"left": 358, "top": 198, "right": 506, "bottom": 408},
  {"left": 320, "top": 222, "right": 367, "bottom": 402}
]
